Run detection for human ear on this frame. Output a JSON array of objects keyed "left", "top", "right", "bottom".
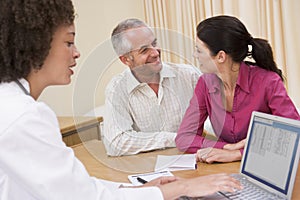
[
  {"left": 119, "top": 55, "right": 132, "bottom": 66},
  {"left": 216, "top": 50, "right": 226, "bottom": 63}
]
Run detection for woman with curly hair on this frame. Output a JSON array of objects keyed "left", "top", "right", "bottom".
[{"left": 0, "top": 1, "right": 241, "bottom": 199}]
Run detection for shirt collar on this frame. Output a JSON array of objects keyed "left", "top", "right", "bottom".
[
  {"left": 205, "top": 74, "right": 220, "bottom": 94},
  {"left": 17, "top": 78, "right": 31, "bottom": 95},
  {"left": 206, "top": 62, "right": 250, "bottom": 94},
  {"left": 236, "top": 62, "right": 250, "bottom": 93},
  {"left": 126, "top": 63, "right": 176, "bottom": 93}
]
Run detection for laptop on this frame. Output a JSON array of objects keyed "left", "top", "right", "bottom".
[{"left": 180, "top": 111, "right": 300, "bottom": 200}]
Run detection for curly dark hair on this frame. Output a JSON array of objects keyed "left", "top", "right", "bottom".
[{"left": 0, "top": 0, "right": 75, "bottom": 83}]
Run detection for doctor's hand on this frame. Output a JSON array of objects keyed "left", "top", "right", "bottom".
[
  {"left": 158, "top": 173, "right": 242, "bottom": 200},
  {"left": 143, "top": 176, "right": 178, "bottom": 187}
]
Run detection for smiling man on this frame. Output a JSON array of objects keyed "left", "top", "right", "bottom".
[{"left": 103, "top": 18, "right": 211, "bottom": 156}]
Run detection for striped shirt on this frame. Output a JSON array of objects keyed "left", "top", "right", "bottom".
[{"left": 103, "top": 62, "right": 202, "bottom": 156}]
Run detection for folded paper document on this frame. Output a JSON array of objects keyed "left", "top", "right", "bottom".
[{"left": 154, "top": 154, "right": 197, "bottom": 172}]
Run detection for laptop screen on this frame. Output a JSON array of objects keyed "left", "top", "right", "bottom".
[{"left": 241, "top": 114, "right": 300, "bottom": 195}]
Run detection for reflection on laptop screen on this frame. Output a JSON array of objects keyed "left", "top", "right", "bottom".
[{"left": 241, "top": 115, "right": 300, "bottom": 195}]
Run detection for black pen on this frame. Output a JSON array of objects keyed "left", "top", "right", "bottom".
[{"left": 136, "top": 177, "right": 148, "bottom": 184}]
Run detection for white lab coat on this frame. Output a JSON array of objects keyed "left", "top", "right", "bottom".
[{"left": 0, "top": 79, "right": 163, "bottom": 200}]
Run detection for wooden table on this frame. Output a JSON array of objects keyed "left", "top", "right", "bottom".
[
  {"left": 57, "top": 116, "right": 103, "bottom": 146},
  {"left": 72, "top": 140, "right": 300, "bottom": 199}
]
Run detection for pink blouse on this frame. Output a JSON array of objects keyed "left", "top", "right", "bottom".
[{"left": 175, "top": 62, "right": 300, "bottom": 153}]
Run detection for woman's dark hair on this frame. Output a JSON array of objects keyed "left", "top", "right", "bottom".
[
  {"left": 196, "top": 15, "right": 283, "bottom": 81},
  {"left": 0, "top": 0, "right": 75, "bottom": 83}
]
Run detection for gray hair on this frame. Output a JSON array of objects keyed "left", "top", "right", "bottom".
[{"left": 111, "top": 18, "right": 148, "bottom": 56}]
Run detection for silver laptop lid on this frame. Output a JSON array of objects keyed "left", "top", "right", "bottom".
[{"left": 240, "top": 111, "right": 300, "bottom": 199}]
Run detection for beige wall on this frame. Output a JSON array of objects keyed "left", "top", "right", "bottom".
[
  {"left": 39, "top": 1, "right": 300, "bottom": 116},
  {"left": 38, "top": 0, "right": 145, "bottom": 116}
]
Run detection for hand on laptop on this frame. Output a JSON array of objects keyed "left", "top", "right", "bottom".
[
  {"left": 196, "top": 147, "right": 242, "bottom": 163},
  {"left": 157, "top": 173, "right": 242, "bottom": 199}
]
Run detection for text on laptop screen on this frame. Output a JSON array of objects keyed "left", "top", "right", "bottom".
[{"left": 241, "top": 115, "right": 300, "bottom": 194}]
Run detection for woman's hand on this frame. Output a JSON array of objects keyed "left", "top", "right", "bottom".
[
  {"left": 120, "top": 176, "right": 178, "bottom": 188},
  {"left": 143, "top": 176, "right": 178, "bottom": 187},
  {"left": 223, "top": 139, "right": 246, "bottom": 150},
  {"left": 196, "top": 147, "right": 242, "bottom": 163},
  {"left": 159, "top": 173, "right": 242, "bottom": 200}
]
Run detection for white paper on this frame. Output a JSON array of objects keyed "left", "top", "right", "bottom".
[
  {"left": 154, "top": 154, "right": 197, "bottom": 172},
  {"left": 128, "top": 170, "right": 174, "bottom": 186}
]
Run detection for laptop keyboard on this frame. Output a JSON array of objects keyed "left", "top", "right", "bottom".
[
  {"left": 219, "top": 174, "right": 285, "bottom": 200},
  {"left": 177, "top": 174, "right": 287, "bottom": 200}
]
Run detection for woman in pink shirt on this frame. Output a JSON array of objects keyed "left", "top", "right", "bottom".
[{"left": 175, "top": 15, "right": 300, "bottom": 163}]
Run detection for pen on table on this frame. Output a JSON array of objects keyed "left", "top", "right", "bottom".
[{"left": 137, "top": 177, "right": 148, "bottom": 184}]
